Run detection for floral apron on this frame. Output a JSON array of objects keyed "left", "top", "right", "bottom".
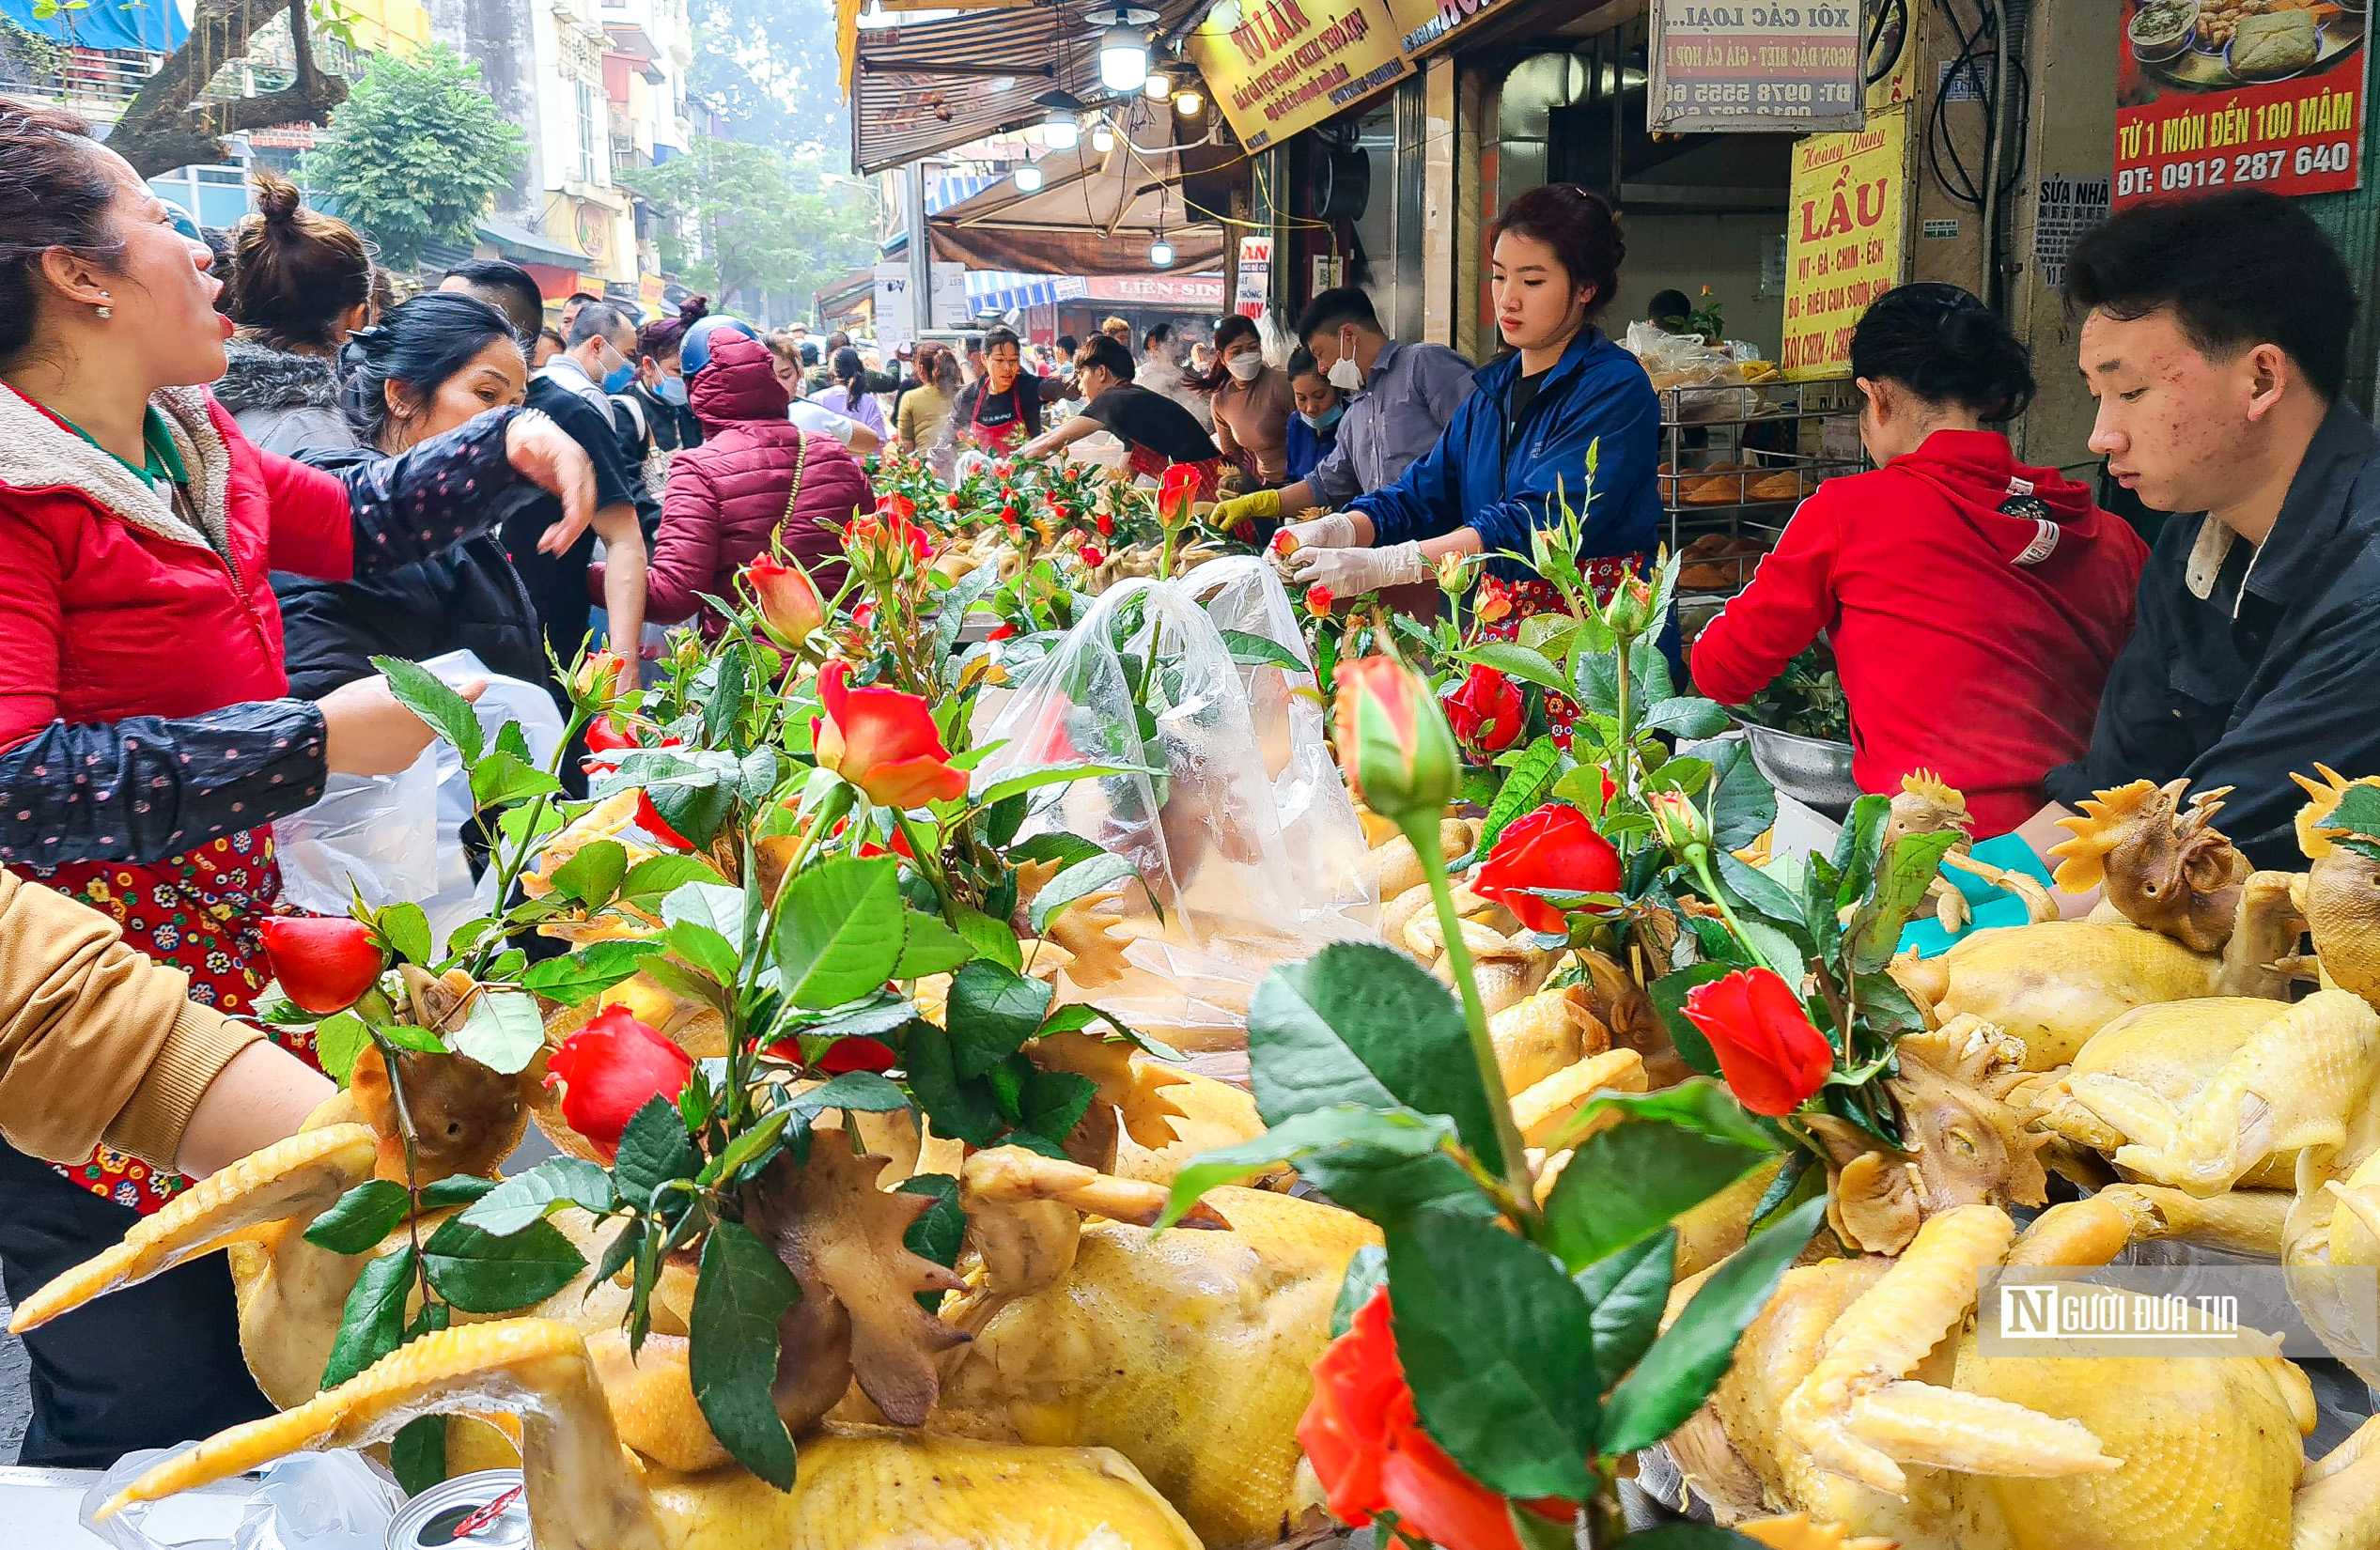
[
  {"left": 1474, "top": 553, "right": 1650, "bottom": 747},
  {"left": 26, "top": 829, "right": 317, "bottom": 1213}
]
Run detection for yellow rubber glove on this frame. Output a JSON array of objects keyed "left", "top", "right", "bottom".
[{"left": 1213, "top": 488, "right": 1283, "bottom": 537}]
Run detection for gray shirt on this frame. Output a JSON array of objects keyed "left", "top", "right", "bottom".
[{"left": 1307, "top": 339, "right": 1478, "bottom": 507}]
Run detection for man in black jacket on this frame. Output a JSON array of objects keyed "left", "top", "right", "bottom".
[{"left": 2033, "top": 190, "right": 2380, "bottom": 872}]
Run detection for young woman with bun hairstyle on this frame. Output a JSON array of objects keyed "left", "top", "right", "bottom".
[
  {"left": 0, "top": 99, "right": 596, "bottom": 1464},
  {"left": 210, "top": 167, "right": 373, "bottom": 454},
  {"left": 1283, "top": 183, "right": 1662, "bottom": 674},
  {"left": 1691, "top": 282, "right": 2149, "bottom": 835}
]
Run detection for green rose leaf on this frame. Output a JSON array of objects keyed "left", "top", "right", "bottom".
[
  {"left": 619, "top": 853, "right": 728, "bottom": 907},
  {"left": 1384, "top": 1208, "right": 1598, "bottom": 1500},
  {"left": 417, "top": 1175, "right": 499, "bottom": 1210},
  {"left": 904, "top": 1025, "right": 1003, "bottom": 1146},
  {"left": 1542, "top": 1118, "right": 1769, "bottom": 1271},
  {"left": 520, "top": 938, "right": 666, "bottom": 1003},
  {"left": 1467, "top": 641, "right": 1572, "bottom": 697},
  {"left": 789, "top": 1070, "right": 913, "bottom": 1120},
  {"left": 1597, "top": 1194, "right": 1828, "bottom": 1453},
  {"left": 689, "top": 1218, "right": 801, "bottom": 1491},
  {"left": 1647, "top": 963, "right": 1735, "bottom": 1080},
  {"left": 972, "top": 759, "right": 1161, "bottom": 807},
  {"left": 459, "top": 1157, "right": 619, "bottom": 1237},
  {"left": 952, "top": 905, "right": 1024, "bottom": 972},
  {"left": 1247, "top": 942, "right": 1507, "bottom": 1178},
  {"left": 893, "top": 910, "right": 975, "bottom": 979},
  {"left": 370, "top": 656, "right": 483, "bottom": 764},
  {"left": 305, "top": 1179, "right": 412, "bottom": 1255},
  {"left": 470, "top": 751, "right": 566, "bottom": 810},
  {"left": 895, "top": 1173, "right": 967, "bottom": 1305},
  {"left": 1157, "top": 1104, "right": 1466, "bottom": 1229},
  {"left": 549, "top": 838, "right": 630, "bottom": 912},
  {"left": 1574, "top": 1227, "right": 1678, "bottom": 1393},
  {"left": 319, "top": 1245, "right": 415, "bottom": 1389},
  {"left": 390, "top": 1416, "right": 448, "bottom": 1497},
  {"left": 614, "top": 1095, "right": 702, "bottom": 1213},
  {"left": 421, "top": 1217, "right": 588, "bottom": 1314},
  {"left": 946, "top": 961, "right": 1055, "bottom": 1078},
  {"left": 1330, "top": 1243, "right": 1389, "bottom": 1337},
  {"left": 1019, "top": 1068, "right": 1098, "bottom": 1144},
  {"left": 773, "top": 856, "right": 907, "bottom": 1009},
  {"left": 1848, "top": 829, "right": 1961, "bottom": 973},
  {"left": 375, "top": 901, "right": 434, "bottom": 967},
  {"left": 1475, "top": 736, "right": 1564, "bottom": 855},
  {"left": 445, "top": 986, "right": 545, "bottom": 1075},
  {"left": 1677, "top": 736, "right": 1776, "bottom": 851},
  {"left": 314, "top": 1011, "right": 372, "bottom": 1088},
  {"left": 1026, "top": 853, "right": 1143, "bottom": 933}
]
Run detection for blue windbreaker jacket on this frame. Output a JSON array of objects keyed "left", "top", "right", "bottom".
[{"left": 1349, "top": 327, "right": 1661, "bottom": 583}]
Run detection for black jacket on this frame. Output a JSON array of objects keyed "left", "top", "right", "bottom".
[
  {"left": 2047, "top": 403, "right": 2380, "bottom": 867},
  {"left": 274, "top": 443, "right": 550, "bottom": 700}
]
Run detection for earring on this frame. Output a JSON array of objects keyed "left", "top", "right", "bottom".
[{"left": 94, "top": 290, "right": 112, "bottom": 319}]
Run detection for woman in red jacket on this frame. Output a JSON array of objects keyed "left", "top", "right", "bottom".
[
  {"left": 1690, "top": 284, "right": 2148, "bottom": 835},
  {"left": 0, "top": 100, "right": 594, "bottom": 1465},
  {"left": 623, "top": 316, "right": 873, "bottom": 636}
]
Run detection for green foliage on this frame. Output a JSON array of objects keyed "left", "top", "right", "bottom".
[
  {"left": 621, "top": 135, "right": 877, "bottom": 313},
  {"left": 690, "top": 1219, "right": 802, "bottom": 1489},
  {"left": 304, "top": 46, "right": 526, "bottom": 269}
]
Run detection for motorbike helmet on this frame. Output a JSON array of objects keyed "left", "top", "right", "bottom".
[{"left": 679, "top": 315, "right": 761, "bottom": 380}]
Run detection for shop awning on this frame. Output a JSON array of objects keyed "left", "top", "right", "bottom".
[
  {"left": 475, "top": 217, "right": 593, "bottom": 271},
  {"left": 1, "top": 0, "right": 184, "bottom": 49},
  {"left": 966, "top": 269, "right": 1069, "bottom": 314},
  {"left": 839, "top": 0, "right": 1215, "bottom": 176},
  {"left": 926, "top": 128, "right": 1227, "bottom": 275}
]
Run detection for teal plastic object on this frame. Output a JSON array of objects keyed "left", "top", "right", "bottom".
[{"left": 1897, "top": 831, "right": 2056, "bottom": 959}]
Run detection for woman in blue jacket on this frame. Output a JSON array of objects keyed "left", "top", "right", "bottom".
[{"left": 1286, "top": 184, "right": 1659, "bottom": 637}]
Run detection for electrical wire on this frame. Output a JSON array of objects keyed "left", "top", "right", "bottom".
[
  {"left": 1924, "top": 0, "right": 2028, "bottom": 212},
  {"left": 1864, "top": 0, "right": 1909, "bottom": 87}
]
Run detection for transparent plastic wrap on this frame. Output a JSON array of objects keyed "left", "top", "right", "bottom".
[
  {"left": 972, "top": 576, "right": 1376, "bottom": 1074},
  {"left": 79, "top": 1447, "right": 399, "bottom": 1550},
  {"left": 272, "top": 757, "right": 439, "bottom": 916},
  {"left": 1623, "top": 320, "right": 1760, "bottom": 425}
]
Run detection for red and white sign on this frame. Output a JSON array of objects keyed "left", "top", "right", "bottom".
[
  {"left": 2115, "top": 0, "right": 2370, "bottom": 208},
  {"left": 1084, "top": 273, "right": 1229, "bottom": 305},
  {"left": 1235, "top": 235, "right": 1273, "bottom": 318}
]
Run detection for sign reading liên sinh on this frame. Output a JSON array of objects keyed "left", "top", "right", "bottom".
[
  {"left": 1190, "top": 0, "right": 1411, "bottom": 152},
  {"left": 1650, "top": 0, "right": 1866, "bottom": 133}
]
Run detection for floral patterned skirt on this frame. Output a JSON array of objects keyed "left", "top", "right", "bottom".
[
  {"left": 1474, "top": 556, "right": 1649, "bottom": 747},
  {"left": 25, "top": 829, "right": 317, "bottom": 1214}
]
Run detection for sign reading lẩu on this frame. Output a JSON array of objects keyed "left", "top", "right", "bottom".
[{"left": 1781, "top": 107, "right": 1909, "bottom": 380}]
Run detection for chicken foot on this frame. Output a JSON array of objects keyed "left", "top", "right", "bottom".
[{"left": 98, "top": 1319, "right": 667, "bottom": 1550}]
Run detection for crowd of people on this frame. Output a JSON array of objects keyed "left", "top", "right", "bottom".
[{"left": 7, "top": 78, "right": 2380, "bottom": 1480}]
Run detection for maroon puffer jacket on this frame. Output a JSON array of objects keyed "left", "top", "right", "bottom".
[{"left": 642, "top": 331, "right": 872, "bottom": 634}]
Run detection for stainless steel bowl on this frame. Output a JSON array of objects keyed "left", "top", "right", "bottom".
[{"left": 1738, "top": 721, "right": 1861, "bottom": 813}]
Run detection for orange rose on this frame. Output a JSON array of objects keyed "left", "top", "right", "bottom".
[{"left": 813, "top": 659, "right": 968, "bottom": 808}]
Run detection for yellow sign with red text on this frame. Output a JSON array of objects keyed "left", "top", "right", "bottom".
[
  {"left": 1189, "top": 0, "right": 1410, "bottom": 151},
  {"left": 1781, "top": 108, "right": 1909, "bottom": 380}
]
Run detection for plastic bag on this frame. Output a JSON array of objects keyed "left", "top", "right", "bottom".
[
  {"left": 1622, "top": 320, "right": 1760, "bottom": 425},
  {"left": 970, "top": 574, "right": 1375, "bottom": 1070},
  {"left": 80, "top": 1447, "right": 398, "bottom": 1550},
  {"left": 273, "top": 758, "right": 439, "bottom": 915},
  {"left": 415, "top": 652, "right": 568, "bottom": 954}
]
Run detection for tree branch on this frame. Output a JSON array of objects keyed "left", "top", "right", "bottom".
[{"left": 104, "top": 0, "right": 348, "bottom": 178}]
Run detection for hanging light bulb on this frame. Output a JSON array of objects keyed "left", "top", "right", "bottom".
[
  {"left": 1090, "top": 120, "right": 1116, "bottom": 153},
  {"left": 1149, "top": 233, "right": 1174, "bottom": 267},
  {"left": 1174, "top": 87, "right": 1203, "bottom": 116},
  {"left": 1042, "top": 112, "right": 1080, "bottom": 150},
  {"left": 1143, "top": 67, "right": 1171, "bottom": 100},
  {"left": 1099, "top": 25, "right": 1149, "bottom": 91},
  {"left": 1014, "top": 162, "right": 1044, "bottom": 193}
]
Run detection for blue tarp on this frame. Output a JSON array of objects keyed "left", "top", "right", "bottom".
[{"left": 2, "top": 0, "right": 187, "bottom": 53}]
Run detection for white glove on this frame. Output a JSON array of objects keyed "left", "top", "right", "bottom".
[
  {"left": 1277, "top": 510, "right": 1361, "bottom": 550},
  {"left": 1289, "top": 540, "right": 1430, "bottom": 596}
]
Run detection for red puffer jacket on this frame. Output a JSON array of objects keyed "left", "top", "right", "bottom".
[{"left": 642, "top": 332, "right": 873, "bottom": 633}]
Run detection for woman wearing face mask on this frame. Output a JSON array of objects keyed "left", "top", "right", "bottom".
[
  {"left": 953, "top": 325, "right": 1069, "bottom": 455},
  {"left": 1691, "top": 284, "right": 2147, "bottom": 834},
  {"left": 613, "top": 296, "right": 708, "bottom": 497},
  {"left": 1014, "top": 333, "right": 1224, "bottom": 496},
  {"left": 1286, "top": 185, "right": 1660, "bottom": 658},
  {"left": 0, "top": 100, "right": 595, "bottom": 1465},
  {"left": 1193, "top": 314, "right": 1295, "bottom": 487},
  {"left": 1283, "top": 348, "right": 1344, "bottom": 484},
  {"left": 273, "top": 292, "right": 558, "bottom": 695}
]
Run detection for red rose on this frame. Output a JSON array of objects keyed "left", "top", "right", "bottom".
[
  {"left": 813, "top": 659, "right": 968, "bottom": 809},
  {"left": 744, "top": 552, "right": 824, "bottom": 644},
  {"left": 261, "top": 916, "right": 385, "bottom": 1015},
  {"left": 544, "top": 1006, "right": 694, "bottom": 1160},
  {"left": 1158, "top": 462, "right": 1201, "bottom": 526},
  {"left": 987, "top": 622, "right": 1017, "bottom": 641},
  {"left": 1299, "top": 1289, "right": 1562, "bottom": 1550},
  {"left": 879, "top": 493, "right": 916, "bottom": 520},
  {"left": 1472, "top": 804, "right": 1623, "bottom": 935},
  {"left": 851, "top": 600, "right": 876, "bottom": 630},
  {"left": 1442, "top": 664, "right": 1524, "bottom": 755},
  {"left": 1681, "top": 967, "right": 1833, "bottom": 1117},
  {"left": 850, "top": 507, "right": 931, "bottom": 566},
  {"left": 817, "top": 1036, "right": 897, "bottom": 1074},
  {"left": 1305, "top": 582, "right": 1335, "bottom": 619},
  {"left": 1080, "top": 545, "right": 1105, "bottom": 568},
  {"left": 1095, "top": 509, "right": 1114, "bottom": 536},
  {"left": 584, "top": 715, "right": 637, "bottom": 754}
]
